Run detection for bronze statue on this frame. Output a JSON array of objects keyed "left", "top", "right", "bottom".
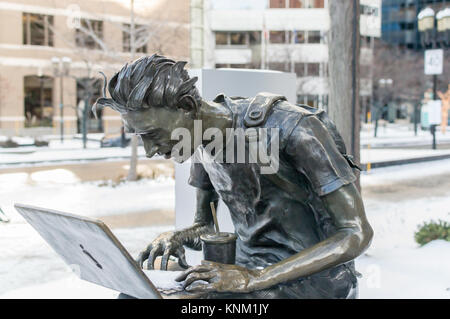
[{"left": 94, "top": 54, "right": 373, "bottom": 299}]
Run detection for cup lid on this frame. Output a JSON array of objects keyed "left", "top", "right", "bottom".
[{"left": 200, "top": 232, "right": 237, "bottom": 244}]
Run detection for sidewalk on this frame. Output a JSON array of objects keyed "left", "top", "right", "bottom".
[
  {"left": 361, "top": 148, "right": 450, "bottom": 169},
  {"left": 360, "top": 123, "right": 450, "bottom": 169},
  {"left": 361, "top": 122, "right": 450, "bottom": 148},
  {"left": 0, "top": 137, "right": 152, "bottom": 167},
  {"left": 2, "top": 126, "right": 450, "bottom": 170}
]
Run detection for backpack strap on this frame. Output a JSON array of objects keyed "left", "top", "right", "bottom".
[{"left": 244, "top": 92, "right": 286, "bottom": 127}]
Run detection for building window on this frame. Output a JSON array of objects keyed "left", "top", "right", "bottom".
[
  {"left": 289, "top": 0, "right": 303, "bottom": 8},
  {"left": 307, "top": 31, "right": 321, "bottom": 43},
  {"left": 229, "top": 64, "right": 248, "bottom": 69},
  {"left": 24, "top": 75, "right": 53, "bottom": 127},
  {"left": 306, "top": 63, "right": 320, "bottom": 76},
  {"left": 230, "top": 32, "right": 247, "bottom": 45},
  {"left": 215, "top": 64, "right": 228, "bottom": 68},
  {"left": 297, "top": 95, "right": 305, "bottom": 104},
  {"left": 249, "top": 31, "right": 261, "bottom": 45},
  {"left": 76, "top": 19, "right": 103, "bottom": 49},
  {"left": 297, "top": 95, "right": 319, "bottom": 107},
  {"left": 271, "top": 0, "right": 324, "bottom": 9},
  {"left": 313, "top": 0, "right": 324, "bottom": 8},
  {"left": 123, "top": 24, "right": 148, "bottom": 53},
  {"left": 293, "top": 30, "right": 306, "bottom": 43},
  {"left": 215, "top": 32, "right": 228, "bottom": 45},
  {"left": 306, "top": 95, "right": 318, "bottom": 107},
  {"left": 270, "top": 0, "right": 287, "bottom": 8},
  {"left": 269, "top": 31, "right": 286, "bottom": 44},
  {"left": 269, "top": 62, "right": 289, "bottom": 72},
  {"left": 22, "top": 13, "right": 54, "bottom": 46},
  {"left": 294, "top": 63, "right": 306, "bottom": 76}
]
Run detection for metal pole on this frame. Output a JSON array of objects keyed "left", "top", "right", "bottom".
[
  {"left": 82, "top": 79, "right": 90, "bottom": 149},
  {"left": 59, "top": 74, "right": 64, "bottom": 142},
  {"left": 414, "top": 103, "right": 418, "bottom": 136},
  {"left": 39, "top": 76, "right": 44, "bottom": 125},
  {"left": 431, "top": 74, "right": 437, "bottom": 149},
  {"left": 83, "top": 97, "right": 88, "bottom": 149}
]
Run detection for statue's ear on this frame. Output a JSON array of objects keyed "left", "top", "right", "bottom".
[{"left": 178, "top": 95, "right": 198, "bottom": 116}]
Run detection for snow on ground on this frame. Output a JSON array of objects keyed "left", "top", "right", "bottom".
[
  {"left": 0, "top": 167, "right": 176, "bottom": 296},
  {"left": 357, "top": 160, "right": 450, "bottom": 298},
  {"left": 0, "top": 169, "right": 174, "bottom": 222},
  {"left": 0, "top": 144, "right": 148, "bottom": 167},
  {"left": 361, "top": 157, "right": 450, "bottom": 187},
  {"left": 1, "top": 158, "right": 449, "bottom": 298}
]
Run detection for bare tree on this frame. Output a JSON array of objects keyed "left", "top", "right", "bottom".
[
  {"left": 372, "top": 41, "right": 450, "bottom": 107},
  {"left": 49, "top": 2, "right": 185, "bottom": 180},
  {"left": 372, "top": 42, "right": 424, "bottom": 106}
]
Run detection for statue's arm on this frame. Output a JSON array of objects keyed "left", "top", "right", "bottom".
[
  {"left": 176, "top": 188, "right": 218, "bottom": 251},
  {"left": 249, "top": 183, "right": 373, "bottom": 291}
]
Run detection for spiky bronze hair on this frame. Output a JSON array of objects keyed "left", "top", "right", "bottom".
[{"left": 93, "top": 54, "right": 200, "bottom": 117}]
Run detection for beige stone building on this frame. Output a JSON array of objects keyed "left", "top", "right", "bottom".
[{"left": 0, "top": 0, "right": 189, "bottom": 136}]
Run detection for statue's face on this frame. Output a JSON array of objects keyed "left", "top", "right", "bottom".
[{"left": 122, "top": 106, "right": 196, "bottom": 162}]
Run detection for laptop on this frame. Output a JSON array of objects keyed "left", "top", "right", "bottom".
[{"left": 14, "top": 203, "right": 199, "bottom": 299}]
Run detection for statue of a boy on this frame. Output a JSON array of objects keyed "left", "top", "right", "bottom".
[{"left": 94, "top": 55, "right": 373, "bottom": 299}]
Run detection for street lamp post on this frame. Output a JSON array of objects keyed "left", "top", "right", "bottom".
[
  {"left": 374, "top": 78, "right": 393, "bottom": 138},
  {"left": 418, "top": 7, "right": 448, "bottom": 150},
  {"left": 51, "top": 57, "right": 71, "bottom": 143},
  {"left": 37, "top": 67, "right": 45, "bottom": 126}
]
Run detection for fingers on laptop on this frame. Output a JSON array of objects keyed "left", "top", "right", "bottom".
[
  {"left": 148, "top": 245, "right": 163, "bottom": 270},
  {"left": 175, "top": 264, "right": 212, "bottom": 282},
  {"left": 136, "top": 243, "right": 154, "bottom": 268},
  {"left": 176, "top": 248, "right": 189, "bottom": 269},
  {"left": 160, "top": 246, "right": 172, "bottom": 271},
  {"left": 182, "top": 272, "right": 214, "bottom": 290},
  {"left": 137, "top": 244, "right": 189, "bottom": 270}
]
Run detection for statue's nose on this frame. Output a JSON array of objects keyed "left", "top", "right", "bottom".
[{"left": 143, "top": 141, "right": 158, "bottom": 158}]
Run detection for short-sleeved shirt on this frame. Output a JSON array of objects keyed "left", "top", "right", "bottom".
[{"left": 189, "top": 94, "right": 357, "bottom": 297}]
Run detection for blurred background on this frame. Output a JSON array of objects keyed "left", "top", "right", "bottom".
[{"left": 0, "top": 0, "right": 449, "bottom": 298}]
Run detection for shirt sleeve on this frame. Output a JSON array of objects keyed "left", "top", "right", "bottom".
[
  {"left": 285, "top": 114, "right": 356, "bottom": 196},
  {"left": 188, "top": 149, "right": 214, "bottom": 190}
]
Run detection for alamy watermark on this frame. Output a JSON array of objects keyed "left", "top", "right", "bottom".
[{"left": 169, "top": 120, "right": 280, "bottom": 174}]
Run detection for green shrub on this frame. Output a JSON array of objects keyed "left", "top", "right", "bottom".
[{"left": 414, "top": 220, "right": 450, "bottom": 246}]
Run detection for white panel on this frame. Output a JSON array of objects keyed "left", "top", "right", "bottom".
[
  {"left": 214, "top": 48, "right": 252, "bottom": 64},
  {"left": 176, "top": 69, "right": 297, "bottom": 232}
]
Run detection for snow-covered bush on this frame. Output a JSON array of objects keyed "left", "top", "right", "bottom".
[{"left": 414, "top": 220, "right": 450, "bottom": 246}]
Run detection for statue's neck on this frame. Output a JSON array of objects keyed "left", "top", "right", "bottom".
[{"left": 198, "top": 100, "right": 234, "bottom": 137}]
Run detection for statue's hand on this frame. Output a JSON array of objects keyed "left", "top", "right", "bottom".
[
  {"left": 136, "top": 231, "right": 189, "bottom": 270},
  {"left": 175, "top": 260, "right": 262, "bottom": 293}
]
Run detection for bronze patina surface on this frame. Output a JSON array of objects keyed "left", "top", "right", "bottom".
[{"left": 94, "top": 54, "right": 373, "bottom": 299}]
